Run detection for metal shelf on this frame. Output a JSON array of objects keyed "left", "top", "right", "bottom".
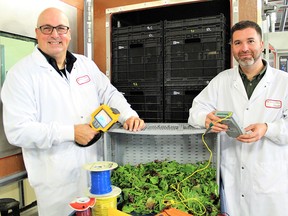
[
  {"left": 104, "top": 123, "right": 220, "bottom": 185},
  {"left": 108, "top": 122, "right": 206, "bottom": 135}
]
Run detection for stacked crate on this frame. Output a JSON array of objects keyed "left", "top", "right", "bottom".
[
  {"left": 111, "top": 14, "right": 229, "bottom": 123},
  {"left": 111, "top": 22, "right": 164, "bottom": 122},
  {"left": 163, "top": 14, "right": 229, "bottom": 122}
]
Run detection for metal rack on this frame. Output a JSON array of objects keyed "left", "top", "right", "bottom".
[{"left": 104, "top": 123, "right": 220, "bottom": 185}]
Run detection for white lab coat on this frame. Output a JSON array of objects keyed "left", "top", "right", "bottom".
[
  {"left": 1, "top": 47, "right": 138, "bottom": 216},
  {"left": 188, "top": 62, "right": 288, "bottom": 216}
]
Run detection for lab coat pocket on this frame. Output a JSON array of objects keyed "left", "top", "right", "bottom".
[
  {"left": 47, "top": 146, "right": 80, "bottom": 187},
  {"left": 253, "top": 161, "right": 288, "bottom": 194}
]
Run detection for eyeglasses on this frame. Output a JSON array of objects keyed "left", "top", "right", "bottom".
[{"left": 38, "top": 25, "right": 70, "bottom": 35}]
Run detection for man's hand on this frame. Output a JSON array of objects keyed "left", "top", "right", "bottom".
[
  {"left": 205, "top": 111, "right": 228, "bottom": 133},
  {"left": 74, "top": 124, "right": 99, "bottom": 146},
  {"left": 236, "top": 123, "right": 267, "bottom": 143},
  {"left": 123, "top": 116, "right": 145, "bottom": 132}
]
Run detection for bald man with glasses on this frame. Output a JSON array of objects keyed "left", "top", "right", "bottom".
[{"left": 1, "top": 7, "right": 145, "bottom": 216}]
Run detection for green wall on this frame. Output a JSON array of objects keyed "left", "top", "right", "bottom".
[{"left": 0, "top": 33, "right": 36, "bottom": 85}]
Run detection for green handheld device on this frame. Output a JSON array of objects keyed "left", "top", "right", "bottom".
[{"left": 215, "top": 111, "right": 243, "bottom": 138}]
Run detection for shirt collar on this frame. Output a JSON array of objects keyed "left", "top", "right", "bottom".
[
  {"left": 38, "top": 48, "right": 77, "bottom": 73},
  {"left": 239, "top": 59, "right": 267, "bottom": 81}
]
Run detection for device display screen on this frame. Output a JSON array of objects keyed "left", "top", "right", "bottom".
[{"left": 95, "top": 109, "right": 112, "bottom": 128}]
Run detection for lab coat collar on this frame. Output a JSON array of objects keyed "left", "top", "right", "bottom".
[
  {"left": 231, "top": 60, "right": 273, "bottom": 101},
  {"left": 232, "top": 66, "right": 248, "bottom": 99},
  {"left": 31, "top": 46, "right": 52, "bottom": 68},
  {"left": 37, "top": 48, "right": 77, "bottom": 73},
  {"left": 245, "top": 60, "right": 274, "bottom": 101},
  {"left": 31, "top": 46, "right": 77, "bottom": 72}
]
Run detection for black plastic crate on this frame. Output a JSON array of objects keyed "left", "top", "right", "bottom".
[
  {"left": 200, "top": 31, "right": 228, "bottom": 43},
  {"left": 163, "top": 66, "right": 225, "bottom": 85},
  {"left": 202, "top": 51, "right": 226, "bottom": 60},
  {"left": 117, "top": 86, "right": 164, "bottom": 122},
  {"left": 112, "top": 31, "right": 162, "bottom": 54},
  {"left": 112, "top": 31, "right": 163, "bottom": 83},
  {"left": 164, "top": 33, "right": 226, "bottom": 55},
  {"left": 164, "top": 58, "right": 225, "bottom": 83},
  {"left": 113, "top": 81, "right": 163, "bottom": 88},
  {"left": 203, "top": 41, "right": 227, "bottom": 52},
  {"left": 164, "top": 31, "right": 228, "bottom": 84},
  {"left": 164, "top": 22, "right": 227, "bottom": 37},
  {"left": 164, "top": 32, "right": 226, "bottom": 49},
  {"left": 112, "top": 21, "right": 163, "bottom": 35},
  {"left": 112, "top": 30, "right": 163, "bottom": 42},
  {"left": 112, "top": 61, "right": 163, "bottom": 83},
  {"left": 165, "top": 60, "right": 204, "bottom": 76},
  {"left": 112, "top": 38, "right": 162, "bottom": 62},
  {"left": 117, "top": 86, "right": 163, "bottom": 108},
  {"left": 164, "top": 14, "right": 226, "bottom": 29},
  {"left": 164, "top": 85, "right": 206, "bottom": 123},
  {"left": 136, "top": 110, "right": 164, "bottom": 123},
  {"left": 164, "top": 78, "right": 211, "bottom": 86},
  {"left": 164, "top": 77, "right": 215, "bottom": 86}
]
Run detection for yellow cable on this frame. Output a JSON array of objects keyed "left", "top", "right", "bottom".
[
  {"left": 162, "top": 130, "right": 213, "bottom": 215},
  {"left": 213, "top": 111, "right": 232, "bottom": 125},
  {"left": 162, "top": 112, "right": 231, "bottom": 215}
]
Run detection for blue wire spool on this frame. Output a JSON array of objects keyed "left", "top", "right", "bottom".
[
  {"left": 83, "top": 161, "right": 118, "bottom": 195},
  {"left": 90, "top": 170, "right": 112, "bottom": 195}
]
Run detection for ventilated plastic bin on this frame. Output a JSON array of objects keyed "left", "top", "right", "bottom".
[
  {"left": 163, "top": 85, "right": 206, "bottom": 122},
  {"left": 164, "top": 14, "right": 226, "bottom": 29},
  {"left": 112, "top": 21, "right": 163, "bottom": 35},
  {"left": 117, "top": 86, "right": 164, "bottom": 122}
]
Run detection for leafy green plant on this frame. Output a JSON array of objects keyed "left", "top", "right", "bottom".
[{"left": 111, "top": 160, "right": 220, "bottom": 216}]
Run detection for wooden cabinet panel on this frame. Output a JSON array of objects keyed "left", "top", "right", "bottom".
[
  {"left": 239, "top": 0, "right": 257, "bottom": 22},
  {"left": 0, "top": 154, "right": 25, "bottom": 178},
  {"left": 60, "top": 0, "right": 84, "bottom": 54}
]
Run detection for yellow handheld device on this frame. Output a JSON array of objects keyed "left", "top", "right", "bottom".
[{"left": 90, "top": 104, "right": 120, "bottom": 132}]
